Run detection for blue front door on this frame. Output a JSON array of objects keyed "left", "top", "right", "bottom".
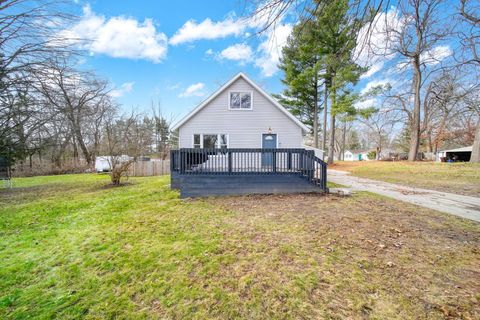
[{"left": 262, "top": 134, "right": 277, "bottom": 166}]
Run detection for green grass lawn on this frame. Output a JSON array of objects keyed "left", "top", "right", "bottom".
[
  {"left": 331, "top": 161, "right": 480, "bottom": 196},
  {"left": 1, "top": 174, "right": 479, "bottom": 319}
]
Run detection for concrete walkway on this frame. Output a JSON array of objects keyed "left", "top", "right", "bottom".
[{"left": 328, "top": 169, "right": 480, "bottom": 223}]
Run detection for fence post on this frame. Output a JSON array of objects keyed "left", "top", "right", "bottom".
[{"left": 170, "top": 150, "right": 175, "bottom": 172}]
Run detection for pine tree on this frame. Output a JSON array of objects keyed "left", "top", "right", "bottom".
[
  {"left": 310, "top": 0, "right": 365, "bottom": 164},
  {"left": 278, "top": 20, "right": 324, "bottom": 147}
]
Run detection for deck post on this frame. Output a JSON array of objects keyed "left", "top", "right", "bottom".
[
  {"left": 272, "top": 150, "right": 277, "bottom": 173},
  {"left": 228, "top": 151, "right": 232, "bottom": 173},
  {"left": 299, "top": 151, "right": 304, "bottom": 174},
  {"left": 322, "top": 161, "right": 327, "bottom": 190},
  {"left": 179, "top": 149, "right": 185, "bottom": 174}
]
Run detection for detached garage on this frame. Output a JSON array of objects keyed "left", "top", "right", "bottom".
[{"left": 436, "top": 146, "right": 473, "bottom": 162}]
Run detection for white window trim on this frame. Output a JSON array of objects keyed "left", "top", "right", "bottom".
[
  {"left": 192, "top": 133, "right": 229, "bottom": 148},
  {"left": 228, "top": 90, "right": 253, "bottom": 110}
]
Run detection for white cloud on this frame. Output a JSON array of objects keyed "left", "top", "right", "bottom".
[
  {"left": 169, "top": 10, "right": 291, "bottom": 77},
  {"left": 110, "top": 82, "right": 134, "bottom": 98},
  {"left": 360, "top": 61, "right": 385, "bottom": 79},
  {"left": 354, "top": 7, "right": 403, "bottom": 78},
  {"left": 361, "top": 78, "right": 395, "bottom": 95},
  {"left": 61, "top": 5, "right": 168, "bottom": 62},
  {"left": 166, "top": 83, "right": 181, "bottom": 91},
  {"left": 170, "top": 15, "right": 247, "bottom": 45},
  {"left": 255, "top": 23, "right": 292, "bottom": 77},
  {"left": 420, "top": 45, "right": 452, "bottom": 65},
  {"left": 169, "top": 8, "right": 275, "bottom": 46},
  {"left": 218, "top": 43, "right": 253, "bottom": 63},
  {"left": 355, "top": 97, "right": 379, "bottom": 109},
  {"left": 179, "top": 82, "right": 205, "bottom": 98}
]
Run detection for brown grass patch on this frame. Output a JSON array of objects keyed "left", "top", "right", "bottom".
[
  {"left": 205, "top": 193, "right": 480, "bottom": 319},
  {"left": 331, "top": 161, "right": 480, "bottom": 197}
]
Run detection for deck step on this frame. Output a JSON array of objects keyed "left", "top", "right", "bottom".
[{"left": 175, "top": 173, "right": 326, "bottom": 198}]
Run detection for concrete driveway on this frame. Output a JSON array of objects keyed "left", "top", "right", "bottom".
[{"left": 328, "top": 169, "right": 480, "bottom": 223}]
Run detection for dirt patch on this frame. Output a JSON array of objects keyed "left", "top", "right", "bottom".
[
  {"left": 393, "top": 188, "right": 430, "bottom": 195},
  {"left": 93, "top": 181, "right": 134, "bottom": 190},
  {"left": 205, "top": 193, "right": 480, "bottom": 319}
]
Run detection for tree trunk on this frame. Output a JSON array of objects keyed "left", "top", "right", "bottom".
[
  {"left": 470, "top": 118, "right": 480, "bottom": 163},
  {"left": 408, "top": 57, "right": 422, "bottom": 161},
  {"left": 110, "top": 160, "right": 134, "bottom": 185},
  {"left": 427, "top": 132, "right": 433, "bottom": 153},
  {"left": 322, "top": 83, "right": 328, "bottom": 153},
  {"left": 73, "top": 125, "right": 92, "bottom": 165},
  {"left": 327, "top": 86, "right": 336, "bottom": 165},
  {"left": 313, "top": 77, "right": 319, "bottom": 148},
  {"left": 341, "top": 121, "right": 346, "bottom": 161},
  {"left": 72, "top": 135, "right": 78, "bottom": 164}
]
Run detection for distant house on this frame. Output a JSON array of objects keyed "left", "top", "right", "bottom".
[
  {"left": 344, "top": 150, "right": 370, "bottom": 161},
  {"left": 170, "top": 72, "right": 328, "bottom": 198},
  {"left": 436, "top": 146, "right": 473, "bottom": 162}
]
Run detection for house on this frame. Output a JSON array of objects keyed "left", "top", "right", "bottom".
[
  {"left": 170, "top": 72, "right": 328, "bottom": 197},
  {"left": 436, "top": 146, "right": 473, "bottom": 162},
  {"left": 172, "top": 72, "right": 309, "bottom": 149},
  {"left": 343, "top": 150, "right": 370, "bottom": 161}
]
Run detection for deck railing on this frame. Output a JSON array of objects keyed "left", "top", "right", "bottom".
[{"left": 171, "top": 148, "right": 327, "bottom": 190}]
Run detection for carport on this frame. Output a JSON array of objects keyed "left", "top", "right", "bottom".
[{"left": 437, "top": 146, "right": 472, "bottom": 162}]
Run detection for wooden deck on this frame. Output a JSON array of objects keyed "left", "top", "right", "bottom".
[{"left": 171, "top": 148, "right": 328, "bottom": 198}]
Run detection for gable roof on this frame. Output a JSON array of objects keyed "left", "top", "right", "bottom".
[{"left": 171, "top": 72, "right": 309, "bottom": 132}]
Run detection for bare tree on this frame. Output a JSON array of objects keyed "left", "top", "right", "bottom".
[
  {"left": 378, "top": 0, "right": 452, "bottom": 160},
  {"left": 151, "top": 101, "right": 175, "bottom": 160},
  {"left": 360, "top": 108, "right": 401, "bottom": 159},
  {"left": 33, "top": 59, "right": 110, "bottom": 166},
  {"left": 458, "top": 0, "right": 480, "bottom": 162},
  {"left": 103, "top": 113, "right": 153, "bottom": 185},
  {"left": 0, "top": 0, "right": 75, "bottom": 165}
]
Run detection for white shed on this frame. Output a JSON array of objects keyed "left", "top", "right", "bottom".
[{"left": 95, "top": 155, "right": 133, "bottom": 172}]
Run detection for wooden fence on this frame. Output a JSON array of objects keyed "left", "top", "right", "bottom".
[{"left": 128, "top": 160, "right": 170, "bottom": 176}]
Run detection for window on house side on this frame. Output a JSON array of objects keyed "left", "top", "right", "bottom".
[
  {"left": 192, "top": 134, "right": 229, "bottom": 148},
  {"left": 193, "top": 134, "right": 201, "bottom": 148},
  {"left": 219, "top": 134, "right": 228, "bottom": 148},
  {"left": 203, "top": 134, "right": 218, "bottom": 149}
]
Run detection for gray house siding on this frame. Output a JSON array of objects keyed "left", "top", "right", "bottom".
[{"left": 178, "top": 77, "right": 303, "bottom": 148}]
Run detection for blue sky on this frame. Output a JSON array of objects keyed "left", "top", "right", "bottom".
[
  {"left": 64, "top": 0, "right": 455, "bottom": 121},
  {"left": 66, "top": 0, "right": 294, "bottom": 120}
]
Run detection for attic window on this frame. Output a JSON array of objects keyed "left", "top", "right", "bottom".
[{"left": 229, "top": 91, "right": 252, "bottom": 109}]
